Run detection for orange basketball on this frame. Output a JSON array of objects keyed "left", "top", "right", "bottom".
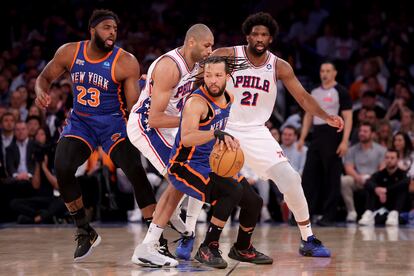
[{"left": 209, "top": 143, "right": 244, "bottom": 177}]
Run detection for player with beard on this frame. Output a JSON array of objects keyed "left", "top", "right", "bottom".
[
  {"left": 205, "top": 12, "right": 345, "bottom": 257},
  {"left": 131, "top": 56, "right": 272, "bottom": 269},
  {"left": 35, "top": 9, "right": 161, "bottom": 261}
]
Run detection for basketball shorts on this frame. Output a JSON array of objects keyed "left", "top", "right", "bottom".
[
  {"left": 61, "top": 110, "right": 127, "bottom": 155},
  {"left": 225, "top": 124, "right": 288, "bottom": 179},
  {"left": 127, "top": 111, "right": 178, "bottom": 175},
  {"left": 168, "top": 161, "right": 243, "bottom": 203}
]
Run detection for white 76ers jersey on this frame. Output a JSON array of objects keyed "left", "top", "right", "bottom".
[
  {"left": 226, "top": 45, "right": 278, "bottom": 127},
  {"left": 132, "top": 47, "right": 198, "bottom": 117}
]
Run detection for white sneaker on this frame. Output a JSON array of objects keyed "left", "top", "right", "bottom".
[
  {"left": 346, "top": 211, "right": 357, "bottom": 222},
  {"left": 128, "top": 208, "right": 142, "bottom": 222},
  {"left": 385, "top": 210, "right": 399, "bottom": 226},
  {"left": 260, "top": 207, "right": 271, "bottom": 222},
  {"left": 131, "top": 242, "right": 178, "bottom": 267},
  {"left": 358, "top": 210, "right": 375, "bottom": 226}
]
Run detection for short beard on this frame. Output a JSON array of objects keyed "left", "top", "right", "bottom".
[
  {"left": 205, "top": 84, "right": 225, "bottom": 97},
  {"left": 248, "top": 44, "right": 267, "bottom": 57},
  {"left": 94, "top": 33, "right": 114, "bottom": 52}
]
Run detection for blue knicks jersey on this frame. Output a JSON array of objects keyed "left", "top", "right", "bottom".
[
  {"left": 70, "top": 41, "right": 125, "bottom": 116},
  {"left": 169, "top": 86, "right": 233, "bottom": 164}
]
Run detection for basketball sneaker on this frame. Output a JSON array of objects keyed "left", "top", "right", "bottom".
[
  {"left": 74, "top": 226, "right": 101, "bottom": 261},
  {"left": 299, "top": 235, "right": 331, "bottom": 257},
  {"left": 194, "top": 242, "right": 227, "bottom": 269},
  {"left": 175, "top": 231, "right": 195, "bottom": 260},
  {"left": 159, "top": 237, "right": 175, "bottom": 259},
  {"left": 228, "top": 244, "right": 273, "bottom": 264},
  {"left": 131, "top": 242, "right": 178, "bottom": 267}
]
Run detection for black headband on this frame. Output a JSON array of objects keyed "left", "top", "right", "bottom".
[{"left": 90, "top": 15, "right": 116, "bottom": 28}]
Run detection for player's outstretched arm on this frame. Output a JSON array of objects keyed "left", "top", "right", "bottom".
[
  {"left": 277, "top": 58, "right": 344, "bottom": 132},
  {"left": 148, "top": 57, "right": 181, "bottom": 128},
  {"left": 116, "top": 50, "right": 141, "bottom": 111},
  {"left": 35, "top": 43, "right": 76, "bottom": 109}
]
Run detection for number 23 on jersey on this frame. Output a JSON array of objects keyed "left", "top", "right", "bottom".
[{"left": 76, "top": 85, "right": 100, "bottom": 107}]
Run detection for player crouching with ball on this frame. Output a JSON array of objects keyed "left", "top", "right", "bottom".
[{"left": 131, "top": 56, "right": 272, "bottom": 269}]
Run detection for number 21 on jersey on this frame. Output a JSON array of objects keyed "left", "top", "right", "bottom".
[
  {"left": 76, "top": 85, "right": 100, "bottom": 107},
  {"left": 240, "top": 91, "right": 259, "bottom": 106}
]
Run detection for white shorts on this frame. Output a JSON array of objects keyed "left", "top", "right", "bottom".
[
  {"left": 226, "top": 124, "right": 288, "bottom": 179},
  {"left": 127, "top": 112, "right": 178, "bottom": 175}
]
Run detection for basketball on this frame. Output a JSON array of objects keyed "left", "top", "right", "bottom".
[{"left": 209, "top": 143, "right": 244, "bottom": 177}]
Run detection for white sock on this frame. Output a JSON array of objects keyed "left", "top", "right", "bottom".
[
  {"left": 298, "top": 222, "right": 313, "bottom": 241},
  {"left": 185, "top": 197, "right": 204, "bottom": 235},
  {"left": 169, "top": 197, "right": 187, "bottom": 233},
  {"left": 142, "top": 223, "right": 164, "bottom": 244}
]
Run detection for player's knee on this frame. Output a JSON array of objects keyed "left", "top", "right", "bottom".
[{"left": 268, "top": 161, "right": 301, "bottom": 195}]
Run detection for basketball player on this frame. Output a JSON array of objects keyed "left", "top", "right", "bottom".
[
  {"left": 35, "top": 9, "right": 162, "bottom": 261},
  {"left": 127, "top": 24, "right": 213, "bottom": 260},
  {"left": 132, "top": 56, "right": 272, "bottom": 268},
  {"left": 208, "top": 12, "right": 344, "bottom": 257}
]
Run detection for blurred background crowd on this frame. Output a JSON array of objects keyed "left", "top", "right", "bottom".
[{"left": 1, "top": 0, "right": 413, "bottom": 226}]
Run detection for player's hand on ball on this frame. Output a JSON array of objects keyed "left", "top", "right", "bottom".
[
  {"left": 214, "top": 129, "right": 239, "bottom": 151},
  {"left": 326, "top": 115, "right": 344, "bottom": 132}
]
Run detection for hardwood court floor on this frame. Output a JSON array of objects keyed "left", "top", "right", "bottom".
[{"left": 1, "top": 223, "right": 414, "bottom": 276}]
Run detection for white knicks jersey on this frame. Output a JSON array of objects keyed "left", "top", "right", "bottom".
[
  {"left": 132, "top": 47, "right": 198, "bottom": 117},
  {"left": 226, "top": 45, "right": 278, "bottom": 127}
]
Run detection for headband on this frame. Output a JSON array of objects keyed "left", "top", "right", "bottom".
[{"left": 90, "top": 15, "right": 116, "bottom": 28}]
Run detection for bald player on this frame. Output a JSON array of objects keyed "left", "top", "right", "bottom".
[{"left": 127, "top": 24, "right": 213, "bottom": 261}]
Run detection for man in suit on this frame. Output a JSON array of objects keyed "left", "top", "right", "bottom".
[{"left": 0, "top": 112, "right": 16, "bottom": 178}]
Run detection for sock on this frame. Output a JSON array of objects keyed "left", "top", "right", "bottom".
[
  {"left": 144, "top": 217, "right": 168, "bottom": 244},
  {"left": 70, "top": 208, "right": 90, "bottom": 230},
  {"left": 202, "top": 223, "right": 222, "bottom": 246},
  {"left": 185, "top": 197, "right": 204, "bottom": 235},
  {"left": 235, "top": 227, "right": 253, "bottom": 250},
  {"left": 143, "top": 222, "right": 165, "bottom": 244},
  {"left": 298, "top": 222, "right": 313, "bottom": 241}
]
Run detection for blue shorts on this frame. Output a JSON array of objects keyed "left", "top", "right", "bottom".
[
  {"left": 61, "top": 110, "right": 127, "bottom": 154},
  {"left": 168, "top": 161, "right": 212, "bottom": 202}
]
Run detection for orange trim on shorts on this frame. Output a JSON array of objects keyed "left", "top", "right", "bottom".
[
  {"left": 108, "top": 137, "right": 125, "bottom": 157},
  {"left": 199, "top": 86, "right": 233, "bottom": 109},
  {"left": 64, "top": 135, "right": 93, "bottom": 153},
  {"left": 184, "top": 164, "right": 210, "bottom": 185},
  {"left": 69, "top": 42, "right": 81, "bottom": 71},
  {"left": 169, "top": 168, "right": 206, "bottom": 202},
  {"left": 170, "top": 143, "right": 183, "bottom": 163},
  {"left": 83, "top": 40, "right": 113, "bottom": 64}
]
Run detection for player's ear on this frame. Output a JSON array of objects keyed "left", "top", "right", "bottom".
[{"left": 269, "top": 37, "right": 273, "bottom": 44}]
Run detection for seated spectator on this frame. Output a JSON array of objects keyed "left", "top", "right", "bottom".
[
  {"left": 392, "top": 132, "right": 414, "bottom": 171},
  {"left": 26, "top": 115, "right": 42, "bottom": 139},
  {"left": 1, "top": 112, "right": 16, "bottom": 178},
  {"left": 358, "top": 149, "right": 409, "bottom": 226},
  {"left": 270, "top": 127, "right": 280, "bottom": 142},
  {"left": 281, "top": 125, "right": 307, "bottom": 175},
  {"left": 341, "top": 122, "right": 387, "bottom": 222},
  {"left": 352, "top": 91, "right": 386, "bottom": 122},
  {"left": 375, "top": 119, "right": 393, "bottom": 148},
  {"left": 397, "top": 108, "right": 414, "bottom": 142},
  {"left": 10, "top": 127, "right": 65, "bottom": 223}
]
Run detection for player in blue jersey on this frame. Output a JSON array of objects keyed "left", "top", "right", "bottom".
[
  {"left": 35, "top": 9, "right": 166, "bottom": 261},
  {"left": 131, "top": 56, "right": 272, "bottom": 269}
]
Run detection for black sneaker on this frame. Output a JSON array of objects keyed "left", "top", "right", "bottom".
[
  {"left": 194, "top": 242, "right": 227, "bottom": 269},
  {"left": 74, "top": 227, "right": 101, "bottom": 261},
  {"left": 158, "top": 237, "right": 176, "bottom": 260},
  {"left": 228, "top": 244, "right": 273, "bottom": 264}
]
